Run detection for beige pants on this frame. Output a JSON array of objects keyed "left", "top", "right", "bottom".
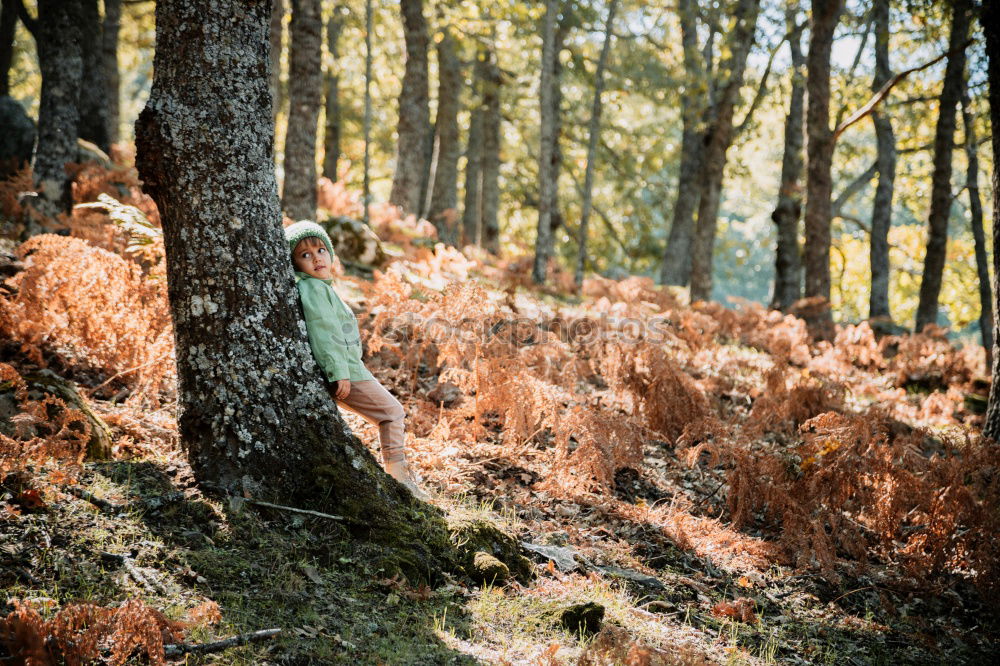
[{"left": 330, "top": 379, "right": 406, "bottom": 464}]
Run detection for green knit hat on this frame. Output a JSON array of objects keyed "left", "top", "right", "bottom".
[{"left": 285, "top": 220, "right": 335, "bottom": 259}]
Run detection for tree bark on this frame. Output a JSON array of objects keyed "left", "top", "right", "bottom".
[
  {"left": 532, "top": 0, "right": 560, "bottom": 284},
  {"left": 135, "top": 0, "right": 451, "bottom": 579},
  {"left": 962, "top": 88, "right": 993, "bottom": 370},
  {"left": 461, "top": 92, "right": 484, "bottom": 246},
  {"left": 981, "top": 0, "right": 1000, "bottom": 441},
  {"left": 770, "top": 1, "right": 805, "bottom": 311},
  {"left": 282, "top": 0, "right": 322, "bottom": 221},
  {"left": 269, "top": 0, "right": 284, "bottom": 123},
  {"left": 427, "top": 28, "right": 462, "bottom": 244},
  {"left": 689, "top": 0, "right": 761, "bottom": 303},
  {"left": 322, "top": 4, "right": 344, "bottom": 181},
  {"left": 32, "top": 0, "right": 84, "bottom": 217},
  {"left": 479, "top": 50, "right": 502, "bottom": 255},
  {"left": 802, "top": 0, "right": 843, "bottom": 316},
  {"left": 77, "top": 0, "right": 109, "bottom": 153},
  {"left": 0, "top": 0, "right": 17, "bottom": 97},
  {"left": 915, "top": 0, "right": 971, "bottom": 332},
  {"left": 575, "top": 0, "right": 619, "bottom": 287},
  {"left": 389, "top": 0, "right": 430, "bottom": 216},
  {"left": 868, "top": 0, "right": 896, "bottom": 321},
  {"left": 660, "top": 0, "right": 706, "bottom": 287},
  {"left": 101, "top": 0, "right": 122, "bottom": 146}
]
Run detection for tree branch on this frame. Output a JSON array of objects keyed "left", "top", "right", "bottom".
[
  {"left": 832, "top": 161, "right": 878, "bottom": 215},
  {"left": 735, "top": 27, "right": 789, "bottom": 137},
  {"left": 834, "top": 9, "right": 874, "bottom": 128},
  {"left": 833, "top": 38, "right": 975, "bottom": 143},
  {"left": 14, "top": 0, "right": 37, "bottom": 37},
  {"left": 163, "top": 629, "right": 283, "bottom": 658}
]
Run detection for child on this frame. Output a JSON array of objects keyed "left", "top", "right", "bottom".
[{"left": 285, "top": 220, "right": 429, "bottom": 500}]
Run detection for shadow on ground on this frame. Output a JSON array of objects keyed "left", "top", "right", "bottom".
[{"left": 75, "top": 460, "right": 478, "bottom": 664}]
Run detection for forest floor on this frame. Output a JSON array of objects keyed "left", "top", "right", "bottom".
[{"left": 2, "top": 178, "right": 999, "bottom": 664}]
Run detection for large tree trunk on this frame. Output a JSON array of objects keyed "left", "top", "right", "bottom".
[
  {"left": 77, "top": 0, "right": 109, "bottom": 153},
  {"left": 575, "top": 0, "right": 619, "bottom": 287},
  {"left": 868, "top": 0, "right": 896, "bottom": 321},
  {"left": 982, "top": 0, "right": 1000, "bottom": 441},
  {"left": 101, "top": 0, "right": 122, "bottom": 146},
  {"left": 689, "top": 0, "right": 761, "bottom": 303},
  {"left": 32, "top": 0, "right": 84, "bottom": 217},
  {"left": 801, "top": 0, "right": 843, "bottom": 317},
  {"left": 770, "top": 1, "right": 805, "bottom": 311},
  {"left": 962, "top": 87, "right": 993, "bottom": 370},
  {"left": 322, "top": 4, "right": 344, "bottom": 181},
  {"left": 0, "top": 0, "right": 17, "bottom": 96},
  {"left": 660, "top": 0, "right": 706, "bottom": 287},
  {"left": 135, "top": 0, "right": 451, "bottom": 579},
  {"left": 532, "top": 0, "right": 559, "bottom": 284},
  {"left": 282, "top": 0, "right": 322, "bottom": 221},
  {"left": 269, "top": 0, "right": 284, "bottom": 123},
  {"left": 461, "top": 96, "right": 484, "bottom": 246},
  {"left": 479, "top": 50, "right": 502, "bottom": 255},
  {"left": 427, "top": 29, "right": 462, "bottom": 244},
  {"left": 389, "top": 0, "right": 430, "bottom": 216},
  {"left": 915, "top": 0, "right": 971, "bottom": 332}
]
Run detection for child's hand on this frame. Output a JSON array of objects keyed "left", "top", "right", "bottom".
[{"left": 334, "top": 379, "right": 351, "bottom": 400}]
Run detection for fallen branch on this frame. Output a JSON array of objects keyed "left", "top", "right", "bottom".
[
  {"left": 124, "top": 556, "right": 167, "bottom": 594},
  {"left": 163, "top": 628, "right": 282, "bottom": 658},
  {"left": 833, "top": 38, "right": 975, "bottom": 143},
  {"left": 99, "top": 551, "right": 167, "bottom": 594},
  {"left": 65, "top": 486, "right": 118, "bottom": 513}
]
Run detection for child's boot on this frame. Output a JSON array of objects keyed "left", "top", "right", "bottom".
[{"left": 385, "top": 458, "right": 430, "bottom": 501}]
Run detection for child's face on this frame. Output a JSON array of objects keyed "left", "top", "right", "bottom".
[{"left": 292, "top": 238, "right": 334, "bottom": 280}]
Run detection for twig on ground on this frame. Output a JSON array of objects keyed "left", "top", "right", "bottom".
[
  {"left": 694, "top": 480, "right": 725, "bottom": 508},
  {"left": 245, "top": 498, "right": 344, "bottom": 521},
  {"left": 163, "top": 628, "right": 282, "bottom": 657}
]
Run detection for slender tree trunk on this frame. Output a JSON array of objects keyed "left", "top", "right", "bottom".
[
  {"left": 868, "top": 0, "right": 896, "bottom": 321},
  {"left": 282, "top": 0, "right": 322, "bottom": 221},
  {"left": 915, "top": 0, "right": 971, "bottom": 332},
  {"left": 269, "top": 0, "right": 284, "bottom": 123},
  {"left": 77, "top": 0, "right": 109, "bottom": 153},
  {"left": 427, "top": 29, "right": 462, "bottom": 244},
  {"left": 322, "top": 5, "right": 344, "bottom": 181},
  {"left": 0, "top": 0, "right": 17, "bottom": 96},
  {"left": 962, "top": 88, "right": 993, "bottom": 369},
  {"left": 362, "top": 0, "right": 372, "bottom": 225},
  {"left": 101, "top": 0, "right": 122, "bottom": 146},
  {"left": 770, "top": 1, "right": 805, "bottom": 311},
  {"left": 135, "top": 0, "right": 452, "bottom": 578},
  {"left": 689, "top": 0, "right": 761, "bottom": 303},
  {"left": 802, "top": 0, "right": 843, "bottom": 317},
  {"left": 389, "top": 0, "right": 430, "bottom": 215},
  {"left": 32, "top": 0, "right": 84, "bottom": 217},
  {"left": 982, "top": 0, "right": 1000, "bottom": 440},
  {"left": 549, "top": 22, "right": 568, "bottom": 237},
  {"left": 461, "top": 94, "right": 484, "bottom": 246},
  {"left": 660, "top": 0, "right": 706, "bottom": 287},
  {"left": 575, "top": 0, "right": 618, "bottom": 287},
  {"left": 479, "top": 51, "right": 502, "bottom": 255},
  {"left": 532, "top": 0, "right": 559, "bottom": 284}
]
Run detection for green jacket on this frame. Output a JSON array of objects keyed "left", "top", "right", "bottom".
[{"left": 295, "top": 272, "right": 375, "bottom": 383}]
